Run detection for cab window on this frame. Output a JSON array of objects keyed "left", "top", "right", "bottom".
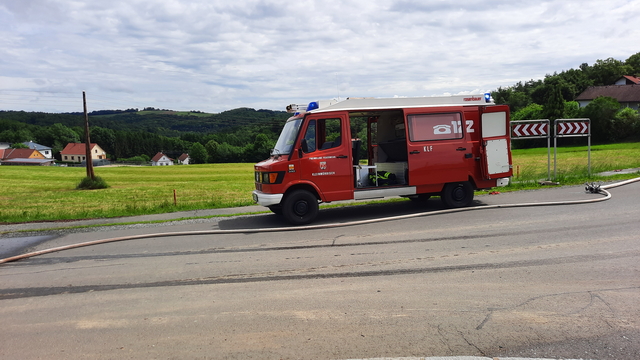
[
  {"left": 320, "top": 118, "right": 342, "bottom": 150},
  {"left": 301, "top": 120, "right": 316, "bottom": 153},
  {"left": 303, "top": 118, "right": 342, "bottom": 152}
]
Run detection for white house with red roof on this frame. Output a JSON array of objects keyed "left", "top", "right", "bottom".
[
  {"left": 177, "top": 153, "right": 190, "bottom": 165},
  {"left": 614, "top": 75, "right": 640, "bottom": 85},
  {"left": 151, "top": 152, "right": 174, "bottom": 166},
  {"left": 60, "top": 143, "right": 107, "bottom": 163}
]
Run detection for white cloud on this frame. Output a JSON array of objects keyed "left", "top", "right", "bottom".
[{"left": 0, "top": 0, "right": 638, "bottom": 113}]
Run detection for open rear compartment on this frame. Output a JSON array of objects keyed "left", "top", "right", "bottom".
[{"left": 351, "top": 109, "right": 410, "bottom": 189}]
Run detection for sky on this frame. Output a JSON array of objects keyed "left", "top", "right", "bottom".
[{"left": 0, "top": 0, "right": 638, "bottom": 114}]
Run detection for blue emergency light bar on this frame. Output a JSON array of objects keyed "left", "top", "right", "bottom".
[{"left": 484, "top": 93, "right": 491, "bottom": 102}]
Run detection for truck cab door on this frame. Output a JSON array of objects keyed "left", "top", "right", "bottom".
[
  {"left": 297, "top": 112, "right": 354, "bottom": 201},
  {"left": 479, "top": 106, "right": 512, "bottom": 179}
]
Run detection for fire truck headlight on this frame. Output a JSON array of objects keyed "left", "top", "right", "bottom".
[{"left": 258, "top": 171, "right": 284, "bottom": 184}]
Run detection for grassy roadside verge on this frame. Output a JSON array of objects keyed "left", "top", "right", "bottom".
[{"left": 1, "top": 143, "right": 639, "bottom": 224}]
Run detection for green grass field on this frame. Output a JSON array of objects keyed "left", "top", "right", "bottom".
[
  {"left": 0, "top": 164, "right": 255, "bottom": 223},
  {"left": 1, "top": 142, "right": 639, "bottom": 224}
]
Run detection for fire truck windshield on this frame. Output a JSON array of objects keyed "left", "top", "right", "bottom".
[{"left": 272, "top": 118, "right": 303, "bottom": 156}]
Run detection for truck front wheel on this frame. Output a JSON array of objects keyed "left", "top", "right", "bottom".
[
  {"left": 441, "top": 181, "right": 474, "bottom": 208},
  {"left": 282, "top": 189, "right": 319, "bottom": 225}
]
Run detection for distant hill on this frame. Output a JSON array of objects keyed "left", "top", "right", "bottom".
[{"left": 0, "top": 107, "right": 290, "bottom": 136}]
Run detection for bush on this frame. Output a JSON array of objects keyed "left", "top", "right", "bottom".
[
  {"left": 512, "top": 103, "right": 544, "bottom": 120},
  {"left": 77, "top": 176, "right": 109, "bottom": 190},
  {"left": 581, "top": 96, "right": 621, "bottom": 143},
  {"left": 612, "top": 107, "right": 640, "bottom": 140}
]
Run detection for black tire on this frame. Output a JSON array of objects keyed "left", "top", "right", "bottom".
[
  {"left": 282, "top": 189, "right": 319, "bottom": 225},
  {"left": 441, "top": 181, "right": 474, "bottom": 208},
  {"left": 268, "top": 205, "right": 283, "bottom": 215}
]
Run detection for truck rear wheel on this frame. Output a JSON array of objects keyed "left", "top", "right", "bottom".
[
  {"left": 441, "top": 181, "right": 474, "bottom": 208},
  {"left": 282, "top": 189, "right": 319, "bottom": 225}
]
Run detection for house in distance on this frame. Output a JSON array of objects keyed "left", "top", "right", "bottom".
[
  {"left": 177, "top": 153, "right": 190, "bottom": 165},
  {"left": 575, "top": 76, "right": 640, "bottom": 110},
  {"left": 60, "top": 143, "right": 107, "bottom": 164},
  {"left": 151, "top": 152, "right": 174, "bottom": 166},
  {"left": 0, "top": 148, "right": 54, "bottom": 166},
  {"left": 23, "top": 141, "right": 53, "bottom": 159}
]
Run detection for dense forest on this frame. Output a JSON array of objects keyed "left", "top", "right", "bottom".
[{"left": 1, "top": 52, "right": 639, "bottom": 163}]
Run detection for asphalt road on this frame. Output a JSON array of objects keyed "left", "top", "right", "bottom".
[{"left": 1, "top": 182, "right": 639, "bottom": 359}]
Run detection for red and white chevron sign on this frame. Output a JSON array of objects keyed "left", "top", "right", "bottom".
[
  {"left": 512, "top": 123, "right": 548, "bottom": 137},
  {"left": 557, "top": 121, "right": 589, "bottom": 135}
]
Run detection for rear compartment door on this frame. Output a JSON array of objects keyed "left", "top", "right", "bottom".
[
  {"left": 479, "top": 106, "right": 512, "bottom": 179},
  {"left": 405, "top": 109, "right": 471, "bottom": 185}
]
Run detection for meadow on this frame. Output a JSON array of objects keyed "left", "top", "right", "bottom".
[
  {"left": 0, "top": 164, "right": 255, "bottom": 223},
  {"left": 509, "top": 142, "right": 640, "bottom": 186},
  {"left": 1, "top": 143, "right": 639, "bottom": 224}
]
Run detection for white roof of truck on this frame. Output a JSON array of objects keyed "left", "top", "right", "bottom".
[{"left": 309, "top": 94, "right": 493, "bottom": 113}]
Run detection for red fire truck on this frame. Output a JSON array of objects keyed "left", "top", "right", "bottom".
[{"left": 253, "top": 94, "right": 512, "bottom": 225}]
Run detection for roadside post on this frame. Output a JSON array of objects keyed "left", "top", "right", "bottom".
[
  {"left": 510, "top": 119, "right": 551, "bottom": 180},
  {"left": 554, "top": 118, "right": 591, "bottom": 180}
]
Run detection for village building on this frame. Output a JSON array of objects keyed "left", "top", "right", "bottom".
[
  {"left": 23, "top": 141, "right": 53, "bottom": 159},
  {"left": 0, "top": 148, "right": 54, "bottom": 166},
  {"left": 575, "top": 76, "right": 640, "bottom": 110},
  {"left": 151, "top": 152, "right": 174, "bottom": 166},
  {"left": 177, "top": 153, "right": 190, "bottom": 165},
  {"left": 614, "top": 75, "right": 640, "bottom": 85},
  {"left": 60, "top": 143, "right": 107, "bottom": 164}
]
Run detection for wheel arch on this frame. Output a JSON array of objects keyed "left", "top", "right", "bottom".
[{"left": 283, "top": 182, "right": 322, "bottom": 202}]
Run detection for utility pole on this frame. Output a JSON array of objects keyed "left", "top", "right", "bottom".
[{"left": 83, "top": 91, "right": 95, "bottom": 180}]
